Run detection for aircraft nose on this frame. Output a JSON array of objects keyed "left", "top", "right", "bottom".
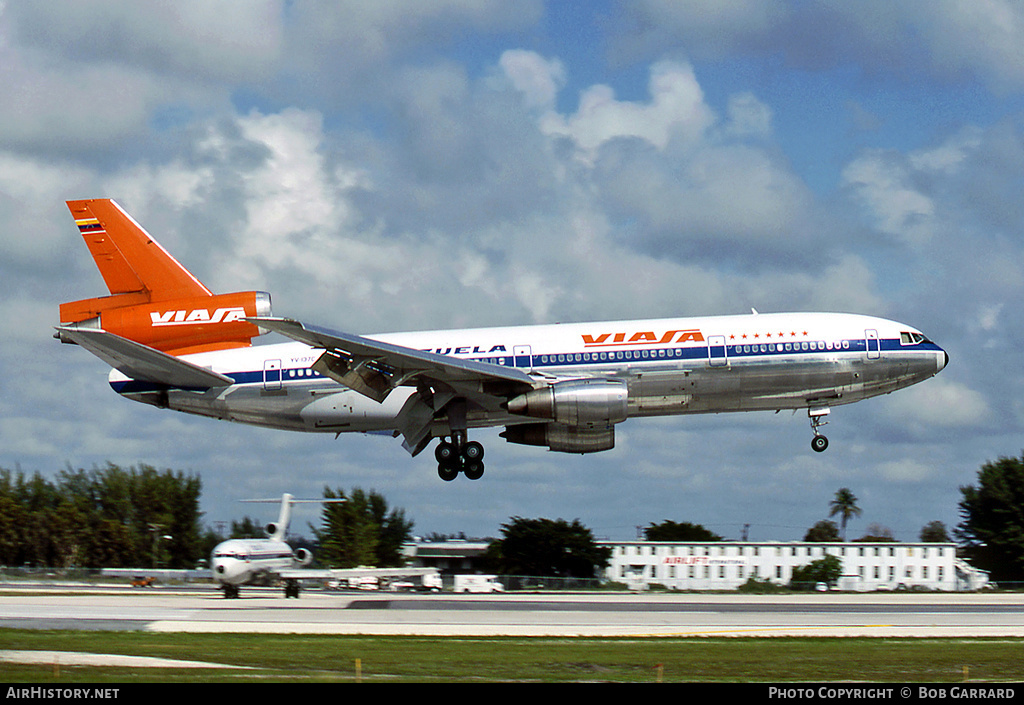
[{"left": 938, "top": 349, "right": 949, "bottom": 373}]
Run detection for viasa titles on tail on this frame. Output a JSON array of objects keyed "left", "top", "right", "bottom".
[{"left": 57, "top": 199, "right": 948, "bottom": 481}]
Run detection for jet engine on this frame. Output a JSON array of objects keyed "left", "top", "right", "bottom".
[
  {"left": 293, "top": 548, "right": 313, "bottom": 566},
  {"left": 505, "top": 379, "right": 628, "bottom": 428},
  {"left": 264, "top": 521, "right": 284, "bottom": 541},
  {"left": 501, "top": 423, "right": 615, "bottom": 453}
]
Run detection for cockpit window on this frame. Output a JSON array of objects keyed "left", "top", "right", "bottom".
[{"left": 900, "top": 332, "right": 928, "bottom": 345}]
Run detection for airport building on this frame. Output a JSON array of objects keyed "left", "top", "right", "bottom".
[
  {"left": 402, "top": 539, "right": 990, "bottom": 592},
  {"left": 601, "top": 541, "right": 990, "bottom": 592},
  {"left": 406, "top": 540, "right": 491, "bottom": 574}
]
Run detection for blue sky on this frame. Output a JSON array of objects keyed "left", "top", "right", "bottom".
[{"left": 2, "top": 1, "right": 1024, "bottom": 544}]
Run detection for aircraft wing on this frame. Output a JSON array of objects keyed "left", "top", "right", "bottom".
[
  {"left": 253, "top": 317, "right": 536, "bottom": 403},
  {"left": 253, "top": 317, "right": 538, "bottom": 456},
  {"left": 56, "top": 326, "right": 234, "bottom": 389},
  {"left": 276, "top": 567, "right": 439, "bottom": 581},
  {"left": 276, "top": 569, "right": 337, "bottom": 580}
]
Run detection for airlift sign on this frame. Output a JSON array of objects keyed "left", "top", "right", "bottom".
[{"left": 583, "top": 329, "right": 705, "bottom": 347}]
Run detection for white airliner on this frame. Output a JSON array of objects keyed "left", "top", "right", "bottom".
[
  {"left": 210, "top": 493, "right": 329, "bottom": 598},
  {"left": 57, "top": 199, "right": 948, "bottom": 481},
  {"left": 211, "top": 493, "right": 439, "bottom": 598}
]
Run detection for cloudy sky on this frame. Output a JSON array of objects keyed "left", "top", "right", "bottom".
[{"left": 2, "top": 1, "right": 1023, "bottom": 544}]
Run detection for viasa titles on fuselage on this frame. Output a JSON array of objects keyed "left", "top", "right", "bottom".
[{"left": 57, "top": 199, "right": 948, "bottom": 481}]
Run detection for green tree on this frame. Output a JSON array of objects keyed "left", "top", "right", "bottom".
[
  {"left": 231, "top": 517, "right": 266, "bottom": 539},
  {"left": 790, "top": 554, "right": 842, "bottom": 589},
  {"left": 829, "top": 488, "right": 862, "bottom": 541},
  {"left": 486, "top": 517, "right": 612, "bottom": 578},
  {"left": 957, "top": 454, "right": 1024, "bottom": 582},
  {"left": 854, "top": 523, "right": 897, "bottom": 542},
  {"left": 0, "top": 463, "right": 205, "bottom": 569},
  {"left": 314, "top": 487, "right": 414, "bottom": 568},
  {"left": 919, "top": 521, "right": 950, "bottom": 543},
  {"left": 643, "top": 520, "right": 723, "bottom": 541},
  {"left": 804, "top": 520, "right": 840, "bottom": 542}
]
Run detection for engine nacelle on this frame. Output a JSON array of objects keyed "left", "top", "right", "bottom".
[
  {"left": 59, "top": 290, "right": 272, "bottom": 355},
  {"left": 293, "top": 548, "right": 313, "bottom": 566},
  {"left": 506, "top": 379, "right": 628, "bottom": 428},
  {"left": 501, "top": 423, "right": 616, "bottom": 454},
  {"left": 264, "top": 522, "right": 283, "bottom": 540}
]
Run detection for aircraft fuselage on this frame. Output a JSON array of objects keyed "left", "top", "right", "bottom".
[{"left": 111, "top": 311, "right": 946, "bottom": 441}]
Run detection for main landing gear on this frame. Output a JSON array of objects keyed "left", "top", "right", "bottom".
[
  {"left": 435, "top": 432, "right": 485, "bottom": 481},
  {"left": 809, "top": 408, "right": 830, "bottom": 453}
]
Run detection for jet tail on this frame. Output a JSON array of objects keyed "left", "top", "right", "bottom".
[
  {"left": 240, "top": 494, "right": 347, "bottom": 543},
  {"left": 59, "top": 199, "right": 272, "bottom": 355}
]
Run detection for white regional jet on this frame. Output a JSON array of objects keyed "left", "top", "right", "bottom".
[
  {"left": 210, "top": 494, "right": 334, "bottom": 598},
  {"left": 57, "top": 199, "right": 948, "bottom": 481}
]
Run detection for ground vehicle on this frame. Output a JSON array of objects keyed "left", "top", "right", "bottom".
[{"left": 453, "top": 574, "right": 504, "bottom": 593}]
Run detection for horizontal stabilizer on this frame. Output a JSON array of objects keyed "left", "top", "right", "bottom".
[{"left": 56, "top": 326, "right": 233, "bottom": 389}]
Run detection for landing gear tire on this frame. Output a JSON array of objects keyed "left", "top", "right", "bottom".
[
  {"left": 462, "top": 441, "right": 484, "bottom": 462},
  {"left": 435, "top": 437, "right": 486, "bottom": 480},
  {"left": 435, "top": 441, "right": 457, "bottom": 464},
  {"left": 811, "top": 435, "right": 829, "bottom": 453}
]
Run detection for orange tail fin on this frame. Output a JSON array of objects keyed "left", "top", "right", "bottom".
[
  {"left": 67, "top": 199, "right": 212, "bottom": 301},
  {"left": 60, "top": 199, "right": 271, "bottom": 355}
]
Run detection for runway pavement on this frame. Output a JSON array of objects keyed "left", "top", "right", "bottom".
[{"left": 1, "top": 585, "right": 1023, "bottom": 638}]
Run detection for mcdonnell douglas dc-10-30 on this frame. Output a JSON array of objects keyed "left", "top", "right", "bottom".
[{"left": 56, "top": 199, "right": 948, "bottom": 481}]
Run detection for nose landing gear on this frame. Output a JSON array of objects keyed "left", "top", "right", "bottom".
[
  {"left": 435, "top": 433, "right": 486, "bottom": 481},
  {"left": 809, "top": 408, "right": 830, "bottom": 452}
]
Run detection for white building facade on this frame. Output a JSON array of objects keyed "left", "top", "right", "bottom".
[{"left": 601, "top": 541, "right": 988, "bottom": 592}]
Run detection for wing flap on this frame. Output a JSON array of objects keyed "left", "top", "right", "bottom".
[
  {"left": 57, "top": 326, "right": 233, "bottom": 389},
  {"left": 253, "top": 317, "right": 536, "bottom": 402}
]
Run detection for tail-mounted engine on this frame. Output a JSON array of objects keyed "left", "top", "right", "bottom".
[
  {"left": 58, "top": 291, "right": 272, "bottom": 355},
  {"left": 293, "top": 548, "right": 313, "bottom": 566},
  {"left": 264, "top": 521, "right": 284, "bottom": 541}
]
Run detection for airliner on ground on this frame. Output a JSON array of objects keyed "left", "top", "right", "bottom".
[
  {"left": 210, "top": 493, "right": 328, "bottom": 598},
  {"left": 57, "top": 199, "right": 948, "bottom": 481},
  {"left": 211, "top": 493, "right": 438, "bottom": 598}
]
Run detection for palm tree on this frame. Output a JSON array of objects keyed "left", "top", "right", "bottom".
[{"left": 829, "top": 488, "right": 862, "bottom": 541}]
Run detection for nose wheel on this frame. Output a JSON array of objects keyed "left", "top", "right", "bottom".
[
  {"left": 809, "top": 408, "right": 830, "bottom": 452},
  {"left": 435, "top": 435, "right": 486, "bottom": 480}
]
